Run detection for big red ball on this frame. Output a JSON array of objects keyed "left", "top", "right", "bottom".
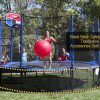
[{"left": 34, "top": 39, "right": 52, "bottom": 57}]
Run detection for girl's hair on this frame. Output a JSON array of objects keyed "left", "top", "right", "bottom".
[{"left": 43, "top": 31, "right": 49, "bottom": 39}]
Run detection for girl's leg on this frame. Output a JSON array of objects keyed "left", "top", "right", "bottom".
[
  {"left": 49, "top": 52, "right": 52, "bottom": 68},
  {"left": 44, "top": 57, "right": 46, "bottom": 68}
]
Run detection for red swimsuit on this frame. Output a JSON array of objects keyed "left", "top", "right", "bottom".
[
  {"left": 45, "top": 38, "right": 53, "bottom": 44},
  {"left": 61, "top": 53, "right": 68, "bottom": 61}
]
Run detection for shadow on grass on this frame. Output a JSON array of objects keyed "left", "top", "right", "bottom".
[{"left": 0, "top": 75, "right": 88, "bottom": 92}]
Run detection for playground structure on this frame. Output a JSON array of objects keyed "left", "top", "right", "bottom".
[{"left": 0, "top": 13, "right": 100, "bottom": 92}]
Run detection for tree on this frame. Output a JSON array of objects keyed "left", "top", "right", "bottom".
[{"left": 80, "top": 0, "right": 100, "bottom": 19}]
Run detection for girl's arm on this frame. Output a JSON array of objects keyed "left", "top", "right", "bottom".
[{"left": 51, "top": 37, "right": 56, "bottom": 42}]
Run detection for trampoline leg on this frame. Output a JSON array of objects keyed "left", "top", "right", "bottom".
[
  {"left": 70, "top": 69, "right": 73, "bottom": 78},
  {"left": 93, "top": 69, "right": 95, "bottom": 81},
  {"left": 36, "top": 71, "right": 37, "bottom": 76},
  {"left": 70, "top": 69, "right": 74, "bottom": 91},
  {"left": 24, "top": 72, "right": 26, "bottom": 76},
  {"left": 0, "top": 68, "right": 2, "bottom": 83},
  {"left": 61, "top": 71, "right": 64, "bottom": 77},
  {"left": 98, "top": 68, "right": 100, "bottom": 80},
  {"left": 20, "top": 72, "right": 26, "bottom": 77},
  {"left": 11, "top": 73, "right": 12, "bottom": 78},
  {"left": 43, "top": 71, "right": 45, "bottom": 75},
  {"left": 11, "top": 69, "right": 12, "bottom": 78},
  {"left": 20, "top": 71, "right": 23, "bottom": 77},
  {"left": 67, "top": 69, "right": 70, "bottom": 75}
]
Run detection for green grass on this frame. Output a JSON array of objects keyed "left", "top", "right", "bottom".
[{"left": 0, "top": 89, "right": 100, "bottom": 100}]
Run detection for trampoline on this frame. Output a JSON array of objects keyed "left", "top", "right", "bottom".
[
  {"left": 0, "top": 14, "right": 100, "bottom": 93},
  {"left": 0, "top": 60, "right": 99, "bottom": 92},
  {"left": 0, "top": 61, "right": 99, "bottom": 71}
]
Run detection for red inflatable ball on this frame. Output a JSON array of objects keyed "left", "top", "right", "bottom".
[
  {"left": 34, "top": 39, "right": 52, "bottom": 57},
  {"left": 58, "top": 57, "right": 62, "bottom": 61}
]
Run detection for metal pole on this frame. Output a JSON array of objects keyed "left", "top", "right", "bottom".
[
  {"left": 90, "top": 23, "right": 95, "bottom": 63},
  {"left": 20, "top": 14, "right": 24, "bottom": 68},
  {"left": 70, "top": 15, "right": 74, "bottom": 91},
  {"left": 10, "top": 26, "right": 14, "bottom": 62},
  {"left": 70, "top": 15, "right": 74, "bottom": 70},
  {"left": 0, "top": 20, "right": 2, "bottom": 65},
  {"left": 0, "top": 20, "right": 2, "bottom": 83},
  {"left": 95, "top": 19, "right": 100, "bottom": 65},
  {"left": 35, "top": 29, "right": 39, "bottom": 61},
  {"left": 95, "top": 19, "right": 100, "bottom": 79}
]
